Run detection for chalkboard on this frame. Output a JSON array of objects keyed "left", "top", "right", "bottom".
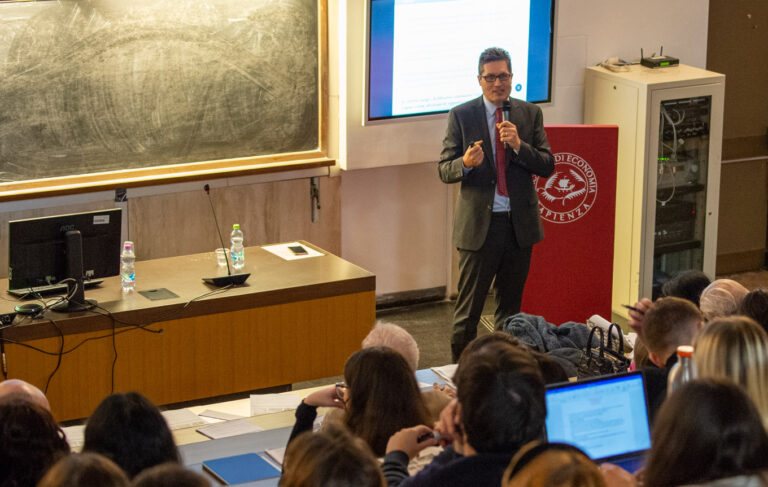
[{"left": 0, "top": 0, "right": 321, "bottom": 189}]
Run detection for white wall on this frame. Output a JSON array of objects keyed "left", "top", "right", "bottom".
[{"left": 339, "top": 0, "right": 710, "bottom": 297}]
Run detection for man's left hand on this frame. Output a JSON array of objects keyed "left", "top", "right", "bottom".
[{"left": 496, "top": 121, "right": 521, "bottom": 151}]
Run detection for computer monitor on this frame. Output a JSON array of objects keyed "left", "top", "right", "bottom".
[{"left": 8, "top": 208, "right": 122, "bottom": 312}]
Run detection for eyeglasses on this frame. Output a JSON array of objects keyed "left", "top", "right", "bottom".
[
  {"left": 480, "top": 73, "right": 512, "bottom": 83},
  {"left": 335, "top": 382, "right": 348, "bottom": 403}
]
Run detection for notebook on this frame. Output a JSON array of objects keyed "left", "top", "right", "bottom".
[
  {"left": 202, "top": 452, "right": 281, "bottom": 484},
  {"left": 544, "top": 371, "right": 651, "bottom": 473}
]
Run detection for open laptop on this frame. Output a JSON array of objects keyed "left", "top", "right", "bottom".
[{"left": 544, "top": 371, "right": 651, "bottom": 473}]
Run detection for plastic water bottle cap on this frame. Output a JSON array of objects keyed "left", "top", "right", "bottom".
[
  {"left": 233, "top": 224, "right": 240, "bottom": 230},
  {"left": 676, "top": 345, "right": 694, "bottom": 357},
  {"left": 123, "top": 241, "right": 133, "bottom": 251}
]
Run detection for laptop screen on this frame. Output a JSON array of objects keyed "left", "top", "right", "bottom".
[{"left": 545, "top": 372, "right": 652, "bottom": 460}]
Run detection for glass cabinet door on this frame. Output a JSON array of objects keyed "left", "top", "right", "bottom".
[{"left": 651, "top": 95, "right": 711, "bottom": 299}]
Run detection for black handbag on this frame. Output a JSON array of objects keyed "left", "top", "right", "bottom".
[{"left": 577, "top": 323, "right": 631, "bottom": 378}]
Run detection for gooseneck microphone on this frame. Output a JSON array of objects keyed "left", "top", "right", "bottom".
[
  {"left": 502, "top": 100, "right": 512, "bottom": 150},
  {"left": 201, "top": 184, "right": 250, "bottom": 287}
]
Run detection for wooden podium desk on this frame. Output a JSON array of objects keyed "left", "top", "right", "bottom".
[{"left": 0, "top": 242, "right": 375, "bottom": 421}]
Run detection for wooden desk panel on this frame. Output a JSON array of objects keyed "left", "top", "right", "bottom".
[{"left": 1, "top": 243, "right": 375, "bottom": 421}]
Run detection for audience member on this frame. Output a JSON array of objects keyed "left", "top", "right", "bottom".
[
  {"left": 0, "top": 400, "right": 70, "bottom": 487},
  {"left": 281, "top": 422, "right": 385, "bottom": 487},
  {"left": 603, "top": 380, "right": 768, "bottom": 486},
  {"left": 362, "top": 322, "right": 420, "bottom": 371},
  {"left": 502, "top": 441, "right": 606, "bottom": 487},
  {"left": 454, "top": 331, "right": 523, "bottom": 372},
  {"left": 288, "top": 347, "right": 431, "bottom": 457},
  {"left": 739, "top": 288, "right": 768, "bottom": 333},
  {"left": 83, "top": 392, "right": 180, "bottom": 479},
  {"left": 694, "top": 316, "right": 768, "bottom": 430},
  {"left": 361, "top": 322, "right": 452, "bottom": 413},
  {"left": 38, "top": 453, "right": 129, "bottom": 487},
  {"left": 659, "top": 269, "right": 711, "bottom": 307},
  {"left": 381, "top": 340, "right": 546, "bottom": 486},
  {"left": 132, "top": 463, "right": 210, "bottom": 487},
  {"left": 0, "top": 378, "right": 50, "bottom": 410},
  {"left": 699, "top": 278, "right": 749, "bottom": 321},
  {"left": 639, "top": 297, "right": 703, "bottom": 420}
]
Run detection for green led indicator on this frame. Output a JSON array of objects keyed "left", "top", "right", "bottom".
[
  {"left": 658, "top": 157, "right": 670, "bottom": 161},
  {"left": 661, "top": 61, "right": 670, "bottom": 66}
]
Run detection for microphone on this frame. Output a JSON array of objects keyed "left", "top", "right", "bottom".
[
  {"left": 201, "top": 184, "right": 250, "bottom": 287},
  {"left": 502, "top": 100, "right": 512, "bottom": 149}
]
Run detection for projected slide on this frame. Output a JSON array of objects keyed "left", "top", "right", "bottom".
[{"left": 368, "top": 0, "right": 553, "bottom": 120}]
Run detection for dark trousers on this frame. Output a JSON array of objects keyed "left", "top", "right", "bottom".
[{"left": 451, "top": 213, "right": 532, "bottom": 362}]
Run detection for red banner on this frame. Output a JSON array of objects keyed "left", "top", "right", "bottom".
[{"left": 521, "top": 125, "right": 618, "bottom": 325}]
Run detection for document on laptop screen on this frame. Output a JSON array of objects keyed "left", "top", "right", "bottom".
[{"left": 545, "top": 374, "right": 651, "bottom": 460}]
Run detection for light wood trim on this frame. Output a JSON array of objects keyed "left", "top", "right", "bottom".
[{"left": 0, "top": 156, "right": 334, "bottom": 202}]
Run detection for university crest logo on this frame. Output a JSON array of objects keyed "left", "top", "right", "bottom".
[{"left": 534, "top": 152, "right": 597, "bottom": 224}]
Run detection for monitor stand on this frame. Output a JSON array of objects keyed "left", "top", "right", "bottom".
[{"left": 51, "top": 230, "right": 96, "bottom": 313}]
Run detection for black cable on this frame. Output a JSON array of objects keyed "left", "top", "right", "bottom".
[
  {"left": 43, "top": 319, "right": 64, "bottom": 394},
  {"left": 1, "top": 284, "right": 236, "bottom": 386},
  {"left": 110, "top": 312, "right": 117, "bottom": 394}
]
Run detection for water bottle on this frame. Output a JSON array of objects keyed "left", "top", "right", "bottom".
[
  {"left": 230, "top": 224, "right": 245, "bottom": 270},
  {"left": 120, "top": 241, "right": 136, "bottom": 291},
  {"left": 667, "top": 345, "right": 694, "bottom": 393}
]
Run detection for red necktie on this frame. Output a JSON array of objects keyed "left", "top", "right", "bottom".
[{"left": 494, "top": 108, "right": 508, "bottom": 197}]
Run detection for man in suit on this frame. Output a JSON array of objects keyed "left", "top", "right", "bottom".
[{"left": 440, "top": 47, "right": 554, "bottom": 361}]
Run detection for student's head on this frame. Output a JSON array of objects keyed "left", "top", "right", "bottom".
[
  {"left": 361, "top": 322, "right": 419, "bottom": 371},
  {"left": 699, "top": 278, "right": 749, "bottom": 321},
  {"left": 455, "top": 341, "right": 545, "bottom": 454},
  {"left": 132, "top": 463, "right": 211, "bottom": 487},
  {"left": 739, "top": 288, "right": 768, "bottom": 334},
  {"left": 281, "top": 423, "right": 385, "bottom": 487},
  {"left": 643, "top": 297, "right": 703, "bottom": 366},
  {"left": 660, "top": 269, "right": 712, "bottom": 307},
  {"left": 0, "top": 400, "right": 70, "bottom": 487},
  {"left": 456, "top": 332, "right": 523, "bottom": 375},
  {"left": 343, "top": 346, "right": 430, "bottom": 456},
  {"left": 38, "top": 453, "right": 129, "bottom": 487},
  {"left": 0, "top": 378, "right": 50, "bottom": 411},
  {"left": 83, "top": 392, "right": 180, "bottom": 479},
  {"left": 502, "top": 442, "right": 606, "bottom": 487},
  {"left": 644, "top": 379, "right": 768, "bottom": 486},
  {"left": 694, "top": 316, "right": 768, "bottom": 429}
]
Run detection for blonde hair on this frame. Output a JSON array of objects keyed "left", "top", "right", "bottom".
[
  {"left": 699, "top": 279, "right": 749, "bottom": 321},
  {"left": 503, "top": 441, "right": 606, "bottom": 487},
  {"left": 694, "top": 316, "right": 768, "bottom": 430}
]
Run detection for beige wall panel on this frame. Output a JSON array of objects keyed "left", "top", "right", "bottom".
[{"left": 127, "top": 177, "right": 340, "bottom": 262}]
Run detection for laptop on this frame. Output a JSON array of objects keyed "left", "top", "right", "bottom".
[{"left": 544, "top": 371, "right": 651, "bottom": 473}]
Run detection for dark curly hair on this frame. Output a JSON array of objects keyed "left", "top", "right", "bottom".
[{"left": 0, "top": 400, "right": 70, "bottom": 487}]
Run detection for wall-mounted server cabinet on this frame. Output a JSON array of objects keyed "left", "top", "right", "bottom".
[{"left": 584, "top": 64, "right": 725, "bottom": 322}]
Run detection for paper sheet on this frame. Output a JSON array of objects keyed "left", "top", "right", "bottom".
[
  {"left": 196, "top": 419, "right": 264, "bottom": 439},
  {"left": 261, "top": 242, "right": 324, "bottom": 261},
  {"left": 162, "top": 408, "right": 207, "bottom": 430},
  {"left": 199, "top": 409, "right": 246, "bottom": 421},
  {"left": 431, "top": 364, "right": 458, "bottom": 388},
  {"left": 250, "top": 393, "right": 301, "bottom": 416},
  {"left": 62, "top": 425, "right": 85, "bottom": 448}
]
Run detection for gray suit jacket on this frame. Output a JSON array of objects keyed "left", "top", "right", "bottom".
[{"left": 439, "top": 96, "right": 554, "bottom": 250}]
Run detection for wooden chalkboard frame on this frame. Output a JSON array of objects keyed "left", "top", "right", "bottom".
[{"left": 0, "top": 0, "right": 331, "bottom": 202}]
